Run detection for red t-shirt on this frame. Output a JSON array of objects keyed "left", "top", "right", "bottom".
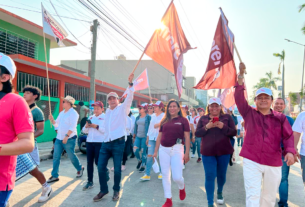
[
  {"left": 0, "top": 93, "right": 34, "bottom": 191},
  {"left": 159, "top": 116, "right": 190, "bottom": 147}
]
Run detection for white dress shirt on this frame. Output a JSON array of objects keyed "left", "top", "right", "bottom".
[
  {"left": 82, "top": 113, "right": 106, "bottom": 143},
  {"left": 104, "top": 87, "right": 134, "bottom": 142},
  {"left": 53, "top": 108, "right": 79, "bottom": 140},
  {"left": 126, "top": 116, "right": 134, "bottom": 135},
  {"left": 130, "top": 115, "right": 136, "bottom": 135},
  {"left": 292, "top": 111, "right": 305, "bottom": 156},
  {"left": 147, "top": 112, "right": 164, "bottom": 141}
]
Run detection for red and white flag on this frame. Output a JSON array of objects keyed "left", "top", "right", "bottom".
[
  {"left": 144, "top": 1, "right": 194, "bottom": 98},
  {"left": 220, "top": 82, "right": 248, "bottom": 109},
  {"left": 194, "top": 9, "right": 237, "bottom": 90},
  {"left": 121, "top": 69, "right": 150, "bottom": 100},
  {"left": 41, "top": 4, "right": 68, "bottom": 47}
]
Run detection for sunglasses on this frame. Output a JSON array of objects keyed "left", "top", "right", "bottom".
[{"left": 139, "top": 107, "right": 143, "bottom": 110}]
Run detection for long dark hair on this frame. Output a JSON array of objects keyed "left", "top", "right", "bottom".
[
  {"left": 0, "top": 66, "right": 13, "bottom": 93},
  {"left": 160, "top": 99, "right": 184, "bottom": 127},
  {"left": 205, "top": 104, "right": 225, "bottom": 116}
]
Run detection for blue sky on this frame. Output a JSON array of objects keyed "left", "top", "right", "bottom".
[{"left": 1, "top": 0, "right": 305, "bottom": 97}]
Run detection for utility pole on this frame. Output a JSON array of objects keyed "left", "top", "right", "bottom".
[
  {"left": 89, "top": 19, "right": 99, "bottom": 109},
  {"left": 282, "top": 60, "right": 285, "bottom": 100}
]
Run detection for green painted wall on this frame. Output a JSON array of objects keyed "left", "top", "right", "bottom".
[
  {"left": 0, "top": 19, "right": 50, "bottom": 63},
  {"left": 19, "top": 93, "right": 89, "bottom": 143}
]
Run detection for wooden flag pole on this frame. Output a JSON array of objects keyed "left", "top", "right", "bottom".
[
  {"left": 131, "top": 50, "right": 145, "bottom": 74},
  {"left": 42, "top": 31, "right": 52, "bottom": 126},
  {"left": 233, "top": 42, "right": 247, "bottom": 74}
]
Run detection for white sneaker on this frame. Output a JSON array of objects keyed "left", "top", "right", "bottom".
[
  {"left": 217, "top": 198, "right": 224, "bottom": 205},
  {"left": 183, "top": 165, "right": 185, "bottom": 170},
  {"left": 191, "top": 154, "right": 195, "bottom": 158},
  {"left": 38, "top": 185, "right": 53, "bottom": 203},
  {"left": 121, "top": 165, "right": 126, "bottom": 171}
]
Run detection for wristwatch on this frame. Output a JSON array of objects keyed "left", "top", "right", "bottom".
[
  {"left": 65, "top": 134, "right": 69, "bottom": 138},
  {"left": 238, "top": 74, "right": 244, "bottom": 79},
  {"left": 128, "top": 82, "right": 133, "bottom": 86}
]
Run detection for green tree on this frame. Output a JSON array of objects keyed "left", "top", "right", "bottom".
[
  {"left": 299, "top": 4, "right": 305, "bottom": 34},
  {"left": 253, "top": 71, "right": 281, "bottom": 91},
  {"left": 273, "top": 50, "right": 285, "bottom": 99},
  {"left": 289, "top": 92, "right": 298, "bottom": 106}
]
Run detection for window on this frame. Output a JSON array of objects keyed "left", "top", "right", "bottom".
[
  {"left": 17, "top": 72, "right": 59, "bottom": 97},
  {"left": 182, "top": 78, "right": 186, "bottom": 88},
  {"left": 96, "top": 92, "right": 107, "bottom": 107},
  {"left": 65, "top": 82, "right": 89, "bottom": 102},
  {"left": 0, "top": 27, "right": 38, "bottom": 59}
]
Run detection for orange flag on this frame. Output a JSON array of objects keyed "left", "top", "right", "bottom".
[{"left": 144, "top": 1, "right": 194, "bottom": 98}]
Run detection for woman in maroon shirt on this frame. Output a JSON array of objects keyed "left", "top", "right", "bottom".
[
  {"left": 153, "top": 99, "right": 190, "bottom": 207},
  {"left": 195, "top": 98, "right": 236, "bottom": 207}
]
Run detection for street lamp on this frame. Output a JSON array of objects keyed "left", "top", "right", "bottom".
[{"left": 285, "top": 39, "right": 305, "bottom": 112}]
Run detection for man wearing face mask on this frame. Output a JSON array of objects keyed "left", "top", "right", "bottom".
[{"left": 235, "top": 63, "right": 295, "bottom": 207}]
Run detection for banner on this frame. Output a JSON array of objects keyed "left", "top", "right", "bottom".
[
  {"left": 41, "top": 4, "right": 68, "bottom": 47},
  {"left": 220, "top": 82, "right": 248, "bottom": 109},
  {"left": 194, "top": 11, "right": 237, "bottom": 90},
  {"left": 144, "top": 1, "right": 193, "bottom": 98}
]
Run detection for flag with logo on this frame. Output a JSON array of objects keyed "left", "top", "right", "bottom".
[
  {"left": 120, "top": 69, "right": 150, "bottom": 101},
  {"left": 144, "top": 1, "right": 194, "bottom": 98},
  {"left": 194, "top": 9, "right": 237, "bottom": 90},
  {"left": 41, "top": 3, "right": 68, "bottom": 47}
]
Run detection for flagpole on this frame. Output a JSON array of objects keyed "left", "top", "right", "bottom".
[
  {"left": 148, "top": 86, "right": 152, "bottom": 103},
  {"left": 42, "top": 25, "right": 52, "bottom": 126},
  {"left": 131, "top": 50, "right": 145, "bottom": 74}
]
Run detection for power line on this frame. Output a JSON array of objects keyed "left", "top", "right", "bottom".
[
  {"left": 78, "top": 0, "right": 145, "bottom": 52},
  {"left": 0, "top": 4, "right": 91, "bottom": 23},
  {"left": 49, "top": 0, "right": 90, "bottom": 49}
]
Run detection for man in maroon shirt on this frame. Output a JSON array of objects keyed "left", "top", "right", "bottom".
[{"left": 234, "top": 63, "right": 295, "bottom": 207}]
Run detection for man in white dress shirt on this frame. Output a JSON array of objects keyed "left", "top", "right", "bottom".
[
  {"left": 94, "top": 73, "right": 134, "bottom": 202},
  {"left": 48, "top": 96, "right": 84, "bottom": 183}
]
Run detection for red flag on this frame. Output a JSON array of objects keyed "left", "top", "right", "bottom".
[
  {"left": 194, "top": 11, "right": 237, "bottom": 90},
  {"left": 144, "top": 1, "right": 193, "bottom": 98},
  {"left": 220, "top": 81, "right": 248, "bottom": 109},
  {"left": 120, "top": 69, "right": 150, "bottom": 101},
  {"left": 133, "top": 68, "right": 149, "bottom": 91}
]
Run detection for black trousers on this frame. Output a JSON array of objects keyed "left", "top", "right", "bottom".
[
  {"left": 86, "top": 142, "right": 102, "bottom": 183},
  {"left": 122, "top": 135, "right": 133, "bottom": 165}
]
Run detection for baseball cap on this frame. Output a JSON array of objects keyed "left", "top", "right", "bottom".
[
  {"left": 62, "top": 95, "right": 76, "bottom": 107},
  {"left": 208, "top": 97, "right": 221, "bottom": 106},
  {"left": 255, "top": 87, "right": 272, "bottom": 97},
  {"left": 182, "top": 105, "right": 189, "bottom": 110},
  {"left": 91, "top": 101, "right": 104, "bottom": 108},
  {"left": 0, "top": 53, "right": 16, "bottom": 79},
  {"left": 153, "top": 101, "right": 164, "bottom": 108},
  {"left": 197, "top": 107, "right": 204, "bottom": 112},
  {"left": 107, "top": 92, "right": 119, "bottom": 100},
  {"left": 138, "top": 103, "right": 148, "bottom": 109}
]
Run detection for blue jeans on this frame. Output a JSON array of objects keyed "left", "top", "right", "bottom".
[
  {"left": 98, "top": 137, "right": 125, "bottom": 193},
  {"left": 202, "top": 154, "right": 231, "bottom": 205},
  {"left": 146, "top": 140, "right": 161, "bottom": 176},
  {"left": 278, "top": 156, "right": 290, "bottom": 207},
  {"left": 134, "top": 137, "right": 147, "bottom": 166},
  {"left": 51, "top": 137, "right": 82, "bottom": 178},
  {"left": 0, "top": 189, "right": 12, "bottom": 207},
  {"left": 192, "top": 137, "right": 201, "bottom": 158}
]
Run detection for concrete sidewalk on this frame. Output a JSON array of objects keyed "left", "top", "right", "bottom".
[{"left": 10, "top": 146, "right": 305, "bottom": 207}]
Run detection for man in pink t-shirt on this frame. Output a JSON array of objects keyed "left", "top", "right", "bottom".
[{"left": 0, "top": 53, "right": 34, "bottom": 206}]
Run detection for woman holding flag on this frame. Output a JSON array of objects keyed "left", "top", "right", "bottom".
[{"left": 195, "top": 98, "right": 236, "bottom": 206}]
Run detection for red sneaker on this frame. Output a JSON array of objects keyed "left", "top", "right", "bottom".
[
  {"left": 180, "top": 185, "right": 186, "bottom": 200},
  {"left": 162, "top": 198, "right": 173, "bottom": 207}
]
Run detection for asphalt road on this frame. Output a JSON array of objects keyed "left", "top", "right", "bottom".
[{"left": 9, "top": 146, "right": 305, "bottom": 207}]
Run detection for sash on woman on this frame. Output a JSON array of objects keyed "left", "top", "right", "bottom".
[{"left": 16, "top": 153, "right": 37, "bottom": 181}]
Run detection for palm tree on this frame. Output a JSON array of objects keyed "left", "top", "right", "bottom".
[
  {"left": 299, "top": 4, "right": 305, "bottom": 34},
  {"left": 253, "top": 71, "right": 281, "bottom": 96},
  {"left": 273, "top": 50, "right": 285, "bottom": 99}
]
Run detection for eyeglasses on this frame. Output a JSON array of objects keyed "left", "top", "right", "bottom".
[
  {"left": 148, "top": 107, "right": 153, "bottom": 110},
  {"left": 256, "top": 97, "right": 271, "bottom": 101}
]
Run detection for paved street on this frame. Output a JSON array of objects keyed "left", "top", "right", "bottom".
[{"left": 9, "top": 147, "right": 305, "bottom": 207}]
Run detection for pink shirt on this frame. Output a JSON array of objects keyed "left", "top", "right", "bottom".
[
  {"left": 0, "top": 93, "right": 34, "bottom": 191},
  {"left": 234, "top": 82, "right": 295, "bottom": 167}
]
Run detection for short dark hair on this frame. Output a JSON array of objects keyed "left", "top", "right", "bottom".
[
  {"left": 22, "top": 85, "right": 42, "bottom": 101},
  {"left": 0, "top": 66, "right": 13, "bottom": 93},
  {"left": 275, "top": 97, "right": 285, "bottom": 104},
  {"left": 79, "top": 101, "right": 84, "bottom": 106}
]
